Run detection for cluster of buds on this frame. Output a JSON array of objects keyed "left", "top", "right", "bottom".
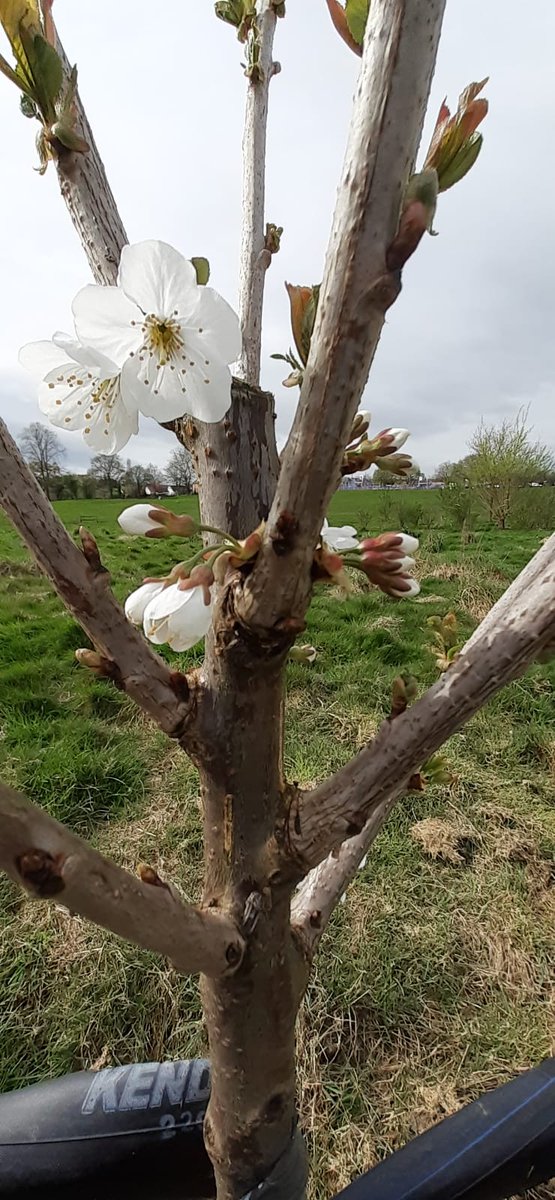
[
  {"left": 214, "top": 0, "right": 256, "bottom": 41},
  {"left": 111, "top": 504, "right": 265, "bottom": 653},
  {"left": 354, "top": 533, "right": 420, "bottom": 597},
  {"left": 409, "top": 753, "right": 454, "bottom": 792},
  {"left": 426, "top": 613, "right": 460, "bottom": 672},
  {"left": 314, "top": 522, "right": 420, "bottom": 600},
  {"left": 0, "top": 0, "right": 89, "bottom": 173},
  {"left": 271, "top": 283, "right": 320, "bottom": 387},
  {"left": 342, "top": 424, "right": 412, "bottom": 477}
]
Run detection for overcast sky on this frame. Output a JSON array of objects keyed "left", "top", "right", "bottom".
[{"left": 1, "top": 0, "right": 554, "bottom": 476}]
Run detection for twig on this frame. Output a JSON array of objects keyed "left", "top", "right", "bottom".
[
  {"left": 236, "top": 1, "right": 279, "bottom": 386},
  {"left": 0, "top": 781, "right": 244, "bottom": 976},
  {"left": 0, "top": 418, "right": 198, "bottom": 746},
  {"left": 291, "top": 799, "right": 393, "bottom": 956},
  {"left": 242, "top": 0, "right": 446, "bottom": 630},
  {"left": 53, "top": 27, "right": 127, "bottom": 283},
  {"left": 285, "top": 532, "right": 555, "bottom": 872}
]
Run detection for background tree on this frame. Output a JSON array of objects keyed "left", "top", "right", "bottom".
[
  {"left": 88, "top": 453, "right": 125, "bottom": 498},
  {"left": 164, "top": 446, "right": 196, "bottom": 494},
  {"left": 122, "top": 460, "right": 159, "bottom": 498},
  {"left": 465, "top": 411, "right": 554, "bottom": 528},
  {"left": 0, "top": 5, "right": 554, "bottom": 1200},
  {"left": 20, "top": 422, "right": 64, "bottom": 500}
]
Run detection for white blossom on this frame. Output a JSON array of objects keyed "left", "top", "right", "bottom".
[
  {"left": 321, "top": 518, "right": 359, "bottom": 552},
  {"left": 19, "top": 334, "right": 137, "bottom": 454},
  {"left": 143, "top": 582, "right": 213, "bottom": 651},
  {"left": 72, "top": 240, "right": 241, "bottom": 425},
  {"left": 124, "top": 582, "right": 165, "bottom": 624}
]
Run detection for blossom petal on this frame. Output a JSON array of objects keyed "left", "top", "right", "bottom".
[
  {"left": 119, "top": 240, "right": 198, "bottom": 317},
  {"left": 125, "top": 581, "right": 165, "bottom": 624},
  {"left": 38, "top": 366, "right": 138, "bottom": 453},
  {"left": 183, "top": 287, "right": 241, "bottom": 364},
  {"left": 121, "top": 345, "right": 232, "bottom": 424},
  {"left": 19, "top": 339, "right": 69, "bottom": 380},
  {"left": 52, "top": 331, "right": 119, "bottom": 380},
  {"left": 72, "top": 284, "right": 142, "bottom": 366},
  {"left": 143, "top": 583, "right": 212, "bottom": 651}
]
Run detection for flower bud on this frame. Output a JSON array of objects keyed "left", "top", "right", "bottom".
[
  {"left": 285, "top": 282, "right": 320, "bottom": 367},
  {"left": 386, "top": 170, "right": 438, "bottom": 271},
  {"left": 289, "top": 644, "right": 317, "bottom": 664},
  {"left": 391, "top": 673, "right": 419, "bottom": 718},
  {"left": 118, "top": 504, "right": 198, "bottom": 539},
  {"left": 375, "top": 452, "right": 414, "bottom": 478},
  {"left": 124, "top": 581, "right": 165, "bottom": 624},
  {"left": 358, "top": 532, "right": 419, "bottom": 598},
  {"left": 75, "top": 648, "right": 105, "bottom": 671}
]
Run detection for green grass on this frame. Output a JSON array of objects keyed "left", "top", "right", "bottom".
[{"left": 0, "top": 494, "right": 554, "bottom": 1198}]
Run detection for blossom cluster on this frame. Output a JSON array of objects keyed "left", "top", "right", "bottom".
[{"left": 19, "top": 240, "right": 241, "bottom": 454}]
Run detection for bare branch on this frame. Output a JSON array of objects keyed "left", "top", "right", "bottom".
[
  {"left": 0, "top": 418, "right": 198, "bottom": 745},
  {"left": 242, "top": 0, "right": 446, "bottom": 629},
  {"left": 236, "top": 3, "right": 279, "bottom": 386},
  {"left": 0, "top": 781, "right": 244, "bottom": 976},
  {"left": 53, "top": 28, "right": 127, "bottom": 283},
  {"left": 285, "top": 532, "right": 555, "bottom": 872},
  {"left": 291, "top": 799, "right": 393, "bottom": 956}
]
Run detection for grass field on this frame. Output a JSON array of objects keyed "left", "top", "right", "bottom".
[{"left": 0, "top": 492, "right": 554, "bottom": 1197}]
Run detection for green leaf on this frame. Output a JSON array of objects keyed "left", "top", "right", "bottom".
[
  {"left": 191, "top": 256, "right": 210, "bottom": 286},
  {"left": 31, "top": 32, "right": 63, "bottom": 108},
  {"left": 345, "top": 0, "right": 370, "bottom": 45}
]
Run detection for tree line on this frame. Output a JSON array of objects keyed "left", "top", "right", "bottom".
[{"left": 19, "top": 422, "right": 196, "bottom": 500}]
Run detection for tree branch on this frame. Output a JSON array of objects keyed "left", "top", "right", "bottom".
[
  {"left": 242, "top": 0, "right": 446, "bottom": 630},
  {"left": 0, "top": 781, "right": 244, "bottom": 976},
  {"left": 236, "top": 2, "right": 279, "bottom": 386},
  {"left": 53, "top": 27, "right": 127, "bottom": 283},
  {"left": 291, "top": 799, "right": 393, "bottom": 957},
  {"left": 0, "top": 418, "right": 199, "bottom": 747},
  {"left": 284, "top": 532, "right": 555, "bottom": 872}
]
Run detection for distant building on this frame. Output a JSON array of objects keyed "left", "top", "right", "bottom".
[{"left": 145, "top": 483, "right": 175, "bottom": 498}]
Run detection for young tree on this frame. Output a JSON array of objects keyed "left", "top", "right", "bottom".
[
  {"left": 88, "top": 453, "right": 125, "bottom": 498},
  {"left": 165, "top": 446, "right": 197, "bottom": 494},
  {"left": 466, "top": 411, "right": 555, "bottom": 528},
  {"left": 0, "top": 5, "right": 554, "bottom": 1200},
  {"left": 20, "top": 421, "right": 64, "bottom": 499}
]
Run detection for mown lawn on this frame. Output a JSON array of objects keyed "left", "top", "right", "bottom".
[{"left": 0, "top": 493, "right": 553, "bottom": 1198}]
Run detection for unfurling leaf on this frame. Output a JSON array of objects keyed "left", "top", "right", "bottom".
[
  {"left": 345, "top": 0, "right": 370, "bottom": 44},
  {"left": 191, "top": 257, "right": 210, "bottom": 286},
  {"left": 324, "top": 0, "right": 362, "bottom": 55},
  {"left": 424, "top": 78, "right": 488, "bottom": 193}
]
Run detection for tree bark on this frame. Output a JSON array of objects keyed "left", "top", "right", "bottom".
[
  {"left": 170, "top": 379, "right": 280, "bottom": 540},
  {"left": 195, "top": 595, "right": 308, "bottom": 1199},
  {"left": 54, "top": 34, "right": 127, "bottom": 284},
  {"left": 236, "top": 3, "right": 278, "bottom": 386},
  {"left": 0, "top": 781, "right": 244, "bottom": 977}
]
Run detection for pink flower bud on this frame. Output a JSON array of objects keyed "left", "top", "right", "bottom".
[{"left": 359, "top": 532, "right": 419, "bottom": 598}]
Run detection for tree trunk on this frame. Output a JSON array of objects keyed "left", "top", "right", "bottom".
[
  {"left": 197, "top": 622, "right": 307, "bottom": 1198},
  {"left": 171, "top": 379, "right": 279, "bottom": 539},
  {"left": 174, "top": 380, "right": 305, "bottom": 1197}
]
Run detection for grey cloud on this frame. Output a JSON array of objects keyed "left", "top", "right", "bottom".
[{"left": 1, "top": 0, "right": 554, "bottom": 480}]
